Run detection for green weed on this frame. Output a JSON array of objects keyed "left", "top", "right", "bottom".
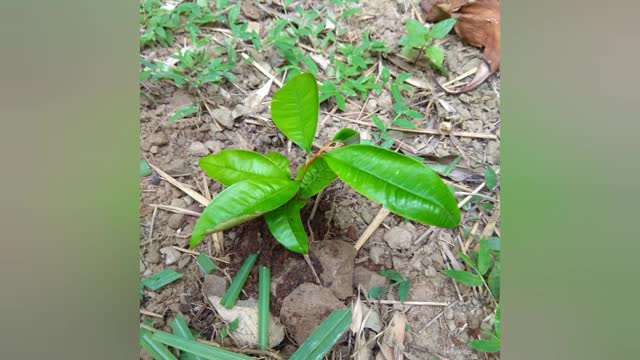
[{"left": 399, "top": 18, "right": 457, "bottom": 74}]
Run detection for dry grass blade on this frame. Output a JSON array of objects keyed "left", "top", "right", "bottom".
[
  {"left": 378, "top": 311, "right": 407, "bottom": 360},
  {"left": 150, "top": 204, "right": 202, "bottom": 217},
  {"left": 147, "top": 162, "right": 210, "bottom": 206}
]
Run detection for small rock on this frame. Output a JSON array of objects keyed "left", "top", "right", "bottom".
[
  {"left": 182, "top": 196, "right": 193, "bottom": 207},
  {"left": 149, "top": 145, "right": 159, "bottom": 154},
  {"left": 211, "top": 107, "right": 234, "bottom": 129},
  {"left": 165, "top": 159, "right": 190, "bottom": 175},
  {"left": 150, "top": 174, "right": 161, "bottom": 185},
  {"left": 160, "top": 247, "right": 181, "bottom": 265},
  {"left": 149, "top": 132, "right": 169, "bottom": 146},
  {"left": 203, "top": 275, "right": 229, "bottom": 298},
  {"left": 147, "top": 243, "right": 161, "bottom": 264},
  {"left": 353, "top": 266, "right": 388, "bottom": 291},
  {"left": 468, "top": 313, "right": 481, "bottom": 329},
  {"left": 178, "top": 256, "right": 191, "bottom": 269},
  {"left": 141, "top": 140, "right": 151, "bottom": 152},
  {"left": 189, "top": 141, "right": 210, "bottom": 157},
  {"left": 231, "top": 104, "right": 251, "bottom": 119},
  {"left": 383, "top": 226, "right": 414, "bottom": 250},
  {"left": 369, "top": 246, "right": 385, "bottom": 265},
  {"left": 204, "top": 140, "right": 223, "bottom": 153},
  {"left": 167, "top": 213, "right": 186, "bottom": 229},
  {"left": 430, "top": 252, "right": 445, "bottom": 266},
  {"left": 170, "top": 198, "right": 187, "bottom": 209},
  {"left": 311, "top": 240, "right": 356, "bottom": 299},
  {"left": 280, "top": 283, "right": 347, "bottom": 345}
]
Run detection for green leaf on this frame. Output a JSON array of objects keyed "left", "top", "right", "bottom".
[
  {"left": 341, "top": 8, "right": 362, "bottom": 18},
  {"left": 459, "top": 252, "right": 479, "bottom": 273},
  {"left": 142, "top": 269, "right": 183, "bottom": 291},
  {"left": 197, "top": 253, "right": 218, "bottom": 274},
  {"left": 271, "top": 72, "right": 319, "bottom": 153},
  {"left": 199, "top": 150, "right": 290, "bottom": 187},
  {"left": 404, "top": 19, "right": 429, "bottom": 48},
  {"left": 443, "top": 270, "right": 484, "bottom": 287},
  {"left": 368, "top": 286, "right": 386, "bottom": 299},
  {"left": 488, "top": 258, "right": 501, "bottom": 301},
  {"left": 468, "top": 338, "right": 500, "bottom": 353},
  {"left": 265, "top": 199, "right": 309, "bottom": 254},
  {"left": 488, "top": 237, "right": 501, "bottom": 251},
  {"left": 141, "top": 328, "right": 178, "bottom": 360},
  {"left": 392, "top": 119, "right": 417, "bottom": 129},
  {"left": 265, "top": 152, "right": 290, "bottom": 174},
  {"left": 495, "top": 305, "right": 501, "bottom": 338},
  {"left": 398, "top": 280, "right": 411, "bottom": 304},
  {"left": 290, "top": 308, "right": 353, "bottom": 360},
  {"left": 485, "top": 166, "right": 498, "bottom": 191},
  {"left": 425, "top": 45, "right": 445, "bottom": 68},
  {"left": 332, "top": 128, "right": 360, "bottom": 145},
  {"left": 380, "top": 270, "right": 404, "bottom": 283},
  {"left": 323, "top": 145, "right": 461, "bottom": 228},
  {"left": 152, "top": 330, "right": 252, "bottom": 360},
  {"left": 221, "top": 318, "right": 240, "bottom": 339},
  {"left": 477, "top": 239, "right": 491, "bottom": 276},
  {"left": 170, "top": 314, "right": 206, "bottom": 360},
  {"left": 141, "top": 159, "right": 153, "bottom": 177},
  {"left": 258, "top": 266, "right": 271, "bottom": 351},
  {"left": 190, "top": 179, "right": 300, "bottom": 249},
  {"left": 221, "top": 254, "right": 258, "bottom": 309},
  {"left": 297, "top": 157, "right": 338, "bottom": 198},
  {"left": 404, "top": 110, "right": 424, "bottom": 119},
  {"left": 371, "top": 115, "right": 386, "bottom": 131},
  {"left": 430, "top": 18, "right": 457, "bottom": 40},
  {"left": 167, "top": 105, "right": 199, "bottom": 125}
]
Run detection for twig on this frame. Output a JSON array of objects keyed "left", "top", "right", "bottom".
[
  {"left": 362, "top": 300, "right": 449, "bottom": 306},
  {"left": 171, "top": 246, "right": 230, "bottom": 264},
  {"left": 148, "top": 207, "right": 158, "bottom": 242},
  {"left": 457, "top": 169, "right": 500, "bottom": 208},
  {"left": 241, "top": 53, "right": 283, "bottom": 87},
  {"left": 150, "top": 204, "right": 201, "bottom": 217},
  {"left": 354, "top": 208, "right": 390, "bottom": 251},
  {"left": 418, "top": 301, "right": 458, "bottom": 333},
  {"left": 341, "top": 117, "right": 498, "bottom": 140},
  {"left": 140, "top": 309, "right": 163, "bottom": 318},
  {"left": 148, "top": 162, "right": 210, "bottom": 206}
]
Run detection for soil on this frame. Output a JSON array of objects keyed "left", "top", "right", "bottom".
[{"left": 140, "top": 1, "right": 500, "bottom": 359}]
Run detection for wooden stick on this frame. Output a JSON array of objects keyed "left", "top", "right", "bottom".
[
  {"left": 363, "top": 300, "right": 449, "bottom": 306},
  {"left": 354, "top": 208, "right": 390, "bottom": 251},
  {"left": 150, "top": 204, "right": 201, "bottom": 217},
  {"left": 140, "top": 309, "right": 163, "bottom": 318},
  {"left": 341, "top": 117, "right": 498, "bottom": 140},
  {"left": 241, "top": 53, "right": 283, "bottom": 87}
]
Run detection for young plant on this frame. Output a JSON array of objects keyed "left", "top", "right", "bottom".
[
  {"left": 368, "top": 270, "right": 411, "bottom": 304},
  {"left": 189, "top": 73, "right": 461, "bottom": 263},
  {"left": 399, "top": 18, "right": 457, "bottom": 74}
]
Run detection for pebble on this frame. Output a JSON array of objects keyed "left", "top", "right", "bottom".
[
  {"left": 160, "top": 247, "right": 181, "bottom": 265},
  {"left": 149, "top": 132, "right": 169, "bottom": 146},
  {"left": 167, "top": 213, "right": 186, "bottom": 229},
  {"left": 445, "top": 308, "right": 455, "bottom": 320},
  {"left": 383, "top": 226, "right": 414, "bottom": 250},
  {"left": 149, "top": 145, "right": 159, "bottom": 154},
  {"left": 205, "top": 140, "right": 223, "bottom": 153},
  {"left": 447, "top": 320, "right": 457, "bottom": 332},
  {"left": 189, "top": 141, "right": 210, "bottom": 157},
  {"left": 369, "top": 246, "right": 385, "bottom": 265},
  {"left": 177, "top": 256, "right": 191, "bottom": 269},
  {"left": 170, "top": 198, "right": 187, "bottom": 209},
  {"left": 147, "top": 243, "right": 161, "bottom": 264},
  {"left": 150, "top": 175, "right": 161, "bottom": 185},
  {"left": 210, "top": 107, "right": 234, "bottom": 129}
]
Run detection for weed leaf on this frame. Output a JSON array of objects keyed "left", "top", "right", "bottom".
[
  {"left": 380, "top": 270, "right": 405, "bottom": 283},
  {"left": 265, "top": 199, "right": 309, "bottom": 254},
  {"left": 197, "top": 253, "right": 218, "bottom": 274},
  {"left": 430, "top": 18, "right": 457, "bottom": 40},
  {"left": 271, "top": 72, "right": 319, "bottom": 153},
  {"left": 368, "top": 286, "right": 387, "bottom": 299},
  {"left": 469, "top": 338, "right": 500, "bottom": 353},
  {"left": 221, "top": 254, "right": 258, "bottom": 309},
  {"left": 167, "top": 105, "right": 199, "bottom": 125},
  {"left": 485, "top": 166, "right": 498, "bottom": 191},
  {"left": 199, "top": 150, "right": 290, "bottom": 187},
  {"left": 324, "top": 145, "right": 460, "bottom": 228},
  {"left": 443, "top": 270, "right": 484, "bottom": 287},
  {"left": 425, "top": 45, "right": 445, "bottom": 68},
  {"left": 153, "top": 330, "right": 252, "bottom": 360},
  {"left": 398, "top": 280, "right": 411, "bottom": 304},
  {"left": 140, "top": 328, "right": 178, "bottom": 360},
  {"left": 140, "top": 159, "right": 153, "bottom": 177},
  {"left": 488, "top": 257, "right": 501, "bottom": 301},
  {"left": 290, "top": 308, "right": 352, "bottom": 360},
  {"left": 477, "top": 239, "right": 491, "bottom": 275},
  {"left": 190, "top": 179, "right": 300, "bottom": 249},
  {"left": 142, "top": 269, "right": 183, "bottom": 291}
]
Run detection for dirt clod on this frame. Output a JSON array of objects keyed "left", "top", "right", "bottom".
[
  {"left": 149, "top": 132, "right": 169, "bottom": 146},
  {"left": 311, "top": 240, "right": 356, "bottom": 300},
  {"left": 384, "top": 225, "right": 414, "bottom": 250}
]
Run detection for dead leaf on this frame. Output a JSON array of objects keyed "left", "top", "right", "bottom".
[
  {"left": 378, "top": 311, "right": 407, "bottom": 360},
  {"left": 243, "top": 77, "right": 273, "bottom": 110},
  {"left": 421, "top": 0, "right": 500, "bottom": 92},
  {"left": 241, "top": 1, "right": 264, "bottom": 21}
]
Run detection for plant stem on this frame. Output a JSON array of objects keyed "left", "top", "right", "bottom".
[
  {"left": 304, "top": 254, "right": 322, "bottom": 285},
  {"left": 298, "top": 141, "right": 335, "bottom": 181}
]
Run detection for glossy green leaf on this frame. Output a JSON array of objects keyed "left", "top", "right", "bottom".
[
  {"left": 323, "top": 145, "right": 460, "bottom": 228},
  {"left": 258, "top": 266, "right": 271, "bottom": 351},
  {"left": 332, "top": 128, "right": 360, "bottom": 145},
  {"left": 141, "top": 159, "right": 153, "bottom": 177},
  {"left": 443, "top": 270, "right": 484, "bottom": 287},
  {"left": 290, "top": 308, "right": 352, "bottom": 360},
  {"left": 368, "top": 286, "right": 386, "bottom": 299},
  {"left": 196, "top": 253, "right": 218, "bottom": 274},
  {"left": 297, "top": 157, "right": 338, "bottom": 198},
  {"left": 190, "top": 179, "right": 300, "bottom": 249},
  {"left": 221, "top": 254, "right": 258, "bottom": 309},
  {"left": 271, "top": 72, "right": 319, "bottom": 153},
  {"left": 167, "top": 105, "right": 199, "bottom": 125},
  {"left": 265, "top": 152, "right": 290, "bottom": 174},
  {"left": 469, "top": 338, "right": 500, "bottom": 353},
  {"left": 170, "top": 314, "right": 205, "bottom": 360},
  {"left": 265, "top": 199, "right": 309, "bottom": 254},
  {"left": 425, "top": 45, "right": 445, "bottom": 68},
  {"left": 398, "top": 280, "right": 411, "bottom": 304},
  {"left": 141, "top": 328, "right": 178, "bottom": 360},
  {"left": 485, "top": 166, "right": 498, "bottom": 191},
  {"left": 477, "top": 239, "right": 491, "bottom": 276},
  {"left": 199, "top": 150, "right": 290, "bottom": 187},
  {"left": 152, "top": 331, "right": 252, "bottom": 360},
  {"left": 142, "top": 269, "right": 183, "bottom": 291},
  {"left": 430, "top": 18, "right": 457, "bottom": 40}
]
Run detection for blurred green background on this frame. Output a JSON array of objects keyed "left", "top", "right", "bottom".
[{"left": 0, "top": 0, "right": 638, "bottom": 359}]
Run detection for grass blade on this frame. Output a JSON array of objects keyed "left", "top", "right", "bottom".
[
  {"left": 258, "top": 266, "right": 271, "bottom": 350},
  {"left": 170, "top": 314, "right": 205, "bottom": 360},
  {"left": 197, "top": 253, "right": 218, "bottom": 274},
  {"left": 290, "top": 308, "right": 352, "bottom": 360},
  {"left": 443, "top": 270, "right": 484, "bottom": 287},
  {"left": 167, "top": 105, "right": 198, "bottom": 125},
  {"left": 220, "top": 254, "right": 258, "bottom": 309},
  {"left": 142, "top": 269, "right": 183, "bottom": 291},
  {"left": 140, "top": 328, "right": 178, "bottom": 360},
  {"left": 152, "top": 331, "right": 252, "bottom": 360}
]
